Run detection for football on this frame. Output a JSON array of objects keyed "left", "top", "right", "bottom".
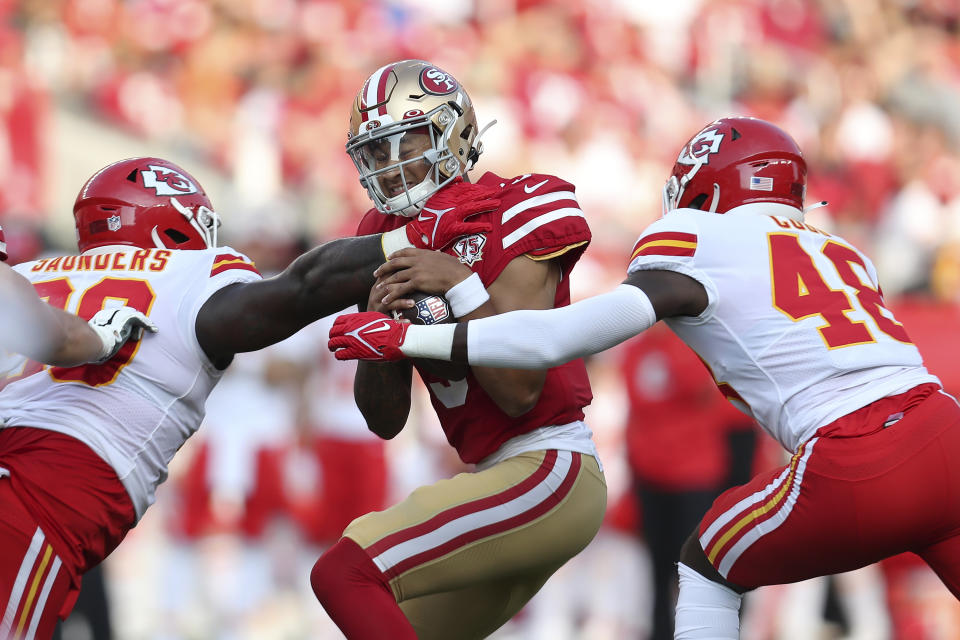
[
  {"left": 393, "top": 291, "right": 466, "bottom": 380},
  {"left": 392, "top": 291, "right": 455, "bottom": 325}
]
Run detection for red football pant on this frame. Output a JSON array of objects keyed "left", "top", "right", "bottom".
[
  {"left": 0, "top": 428, "right": 135, "bottom": 640},
  {"left": 0, "top": 478, "right": 75, "bottom": 640},
  {"left": 698, "top": 386, "right": 960, "bottom": 597}
]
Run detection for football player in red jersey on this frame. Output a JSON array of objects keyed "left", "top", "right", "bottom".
[
  {"left": 0, "top": 157, "right": 490, "bottom": 640},
  {"left": 0, "top": 226, "right": 154, "bottom": 368},
  {"left": 330, "top": 116, "right": 960, "bottom": 638},
  {"left": 309, "top": 60, "right": 606, "bottom": 640}
]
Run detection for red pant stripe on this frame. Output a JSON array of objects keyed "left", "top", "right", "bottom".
[
  {"left": 383, "top": 453, "right": 582, "bottom": 579},
  {"left": 701, "top": 440, "right": 817, "bottom": 572},
  {"left": 367, "top": 451, "right": 580, "bottom": 577},
  {"left": 366, "top": 450, "right": 560, "bottom": 558},
  {"left": 1, "top": 527, "right": 62, "bottom": 640}
]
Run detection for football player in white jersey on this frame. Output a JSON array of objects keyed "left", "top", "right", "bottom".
[
  {"left": 330, "top": 117, "right": 960, "bottom": 638},
  {"left": 0, "top": 157, "right": 494, "bottom": 640},
  {"left": 0, "top": 227, "right": 154, "bottom": 368}
]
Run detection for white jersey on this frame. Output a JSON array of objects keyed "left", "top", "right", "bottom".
[
  {"left": 628, "top": 203, "right": 939, "bottom": 451},
  {"left": 0, "top": 246, "right": 261, "bottom": 520}
]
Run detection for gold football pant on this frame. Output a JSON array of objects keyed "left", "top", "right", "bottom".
[{"left": 343, "top": 449, "right": 606, "bottom": 639}]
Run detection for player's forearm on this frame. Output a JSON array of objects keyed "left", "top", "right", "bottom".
[
  {"left": 403, "top": 285, "right": 658, "bottom": 368},
  {"left": 354, "top": 360, "right": 413, "bottom": 439},
  {"left": 287, "top": 235, "right": 386, "bottom": 322},
  {"left": 46, "top": 309, "right": 106, "bottom": 366},
  {"left": 0, "top": 266, "right": 103, "bottom": 366}
]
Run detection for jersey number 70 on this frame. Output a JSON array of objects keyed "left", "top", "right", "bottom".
[
  {"left": 2, "top": 276, "right": 155, "bottom": 388},
  {"left": 768, "top": 233, "right": 912, "bottom": 349}
]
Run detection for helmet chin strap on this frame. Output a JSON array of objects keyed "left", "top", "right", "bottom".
[
  {"left": 708, "top": 184, "right": 720, "bottom": 213},
  {"left": 467, "top": 119, "right": 497, "bottom": 170},
  {"left": 150, "top": 226, "right": 167, "bottom": 249}
]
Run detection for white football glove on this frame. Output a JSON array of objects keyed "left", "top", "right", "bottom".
[{"left": 88, "top": 306, "right": 158, "bottom": 364}]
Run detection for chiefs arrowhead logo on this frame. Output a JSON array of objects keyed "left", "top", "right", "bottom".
[
  {"left": 677, "top": 129, "right": 724, "bottom": 166},
  {"left": 140, "top": 165, "right": 198, "bottom": 197}
]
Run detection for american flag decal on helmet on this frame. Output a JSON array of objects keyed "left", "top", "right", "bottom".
[{"left": 630, "top": 232, "right": 698, "bottom": 261}]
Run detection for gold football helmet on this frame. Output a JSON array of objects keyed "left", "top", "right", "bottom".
[{"left": 347, "top": 60, "right": 483, "bottom": 216}]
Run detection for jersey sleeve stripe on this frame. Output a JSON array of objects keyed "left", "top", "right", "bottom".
[
  {"left": 212, "top": 253, "right": 249, "bottom": 264},
  {"left": 631, "top": 242, "right": 697, "bottom": 259},
  {"left": 636, "top": 231, "right": 697, "bottom": 244},
  {"left": 527, "top": 240, "right": 590, "bottom": 261},
  {"left": 210, "top": 258, "right": 260, "bottom": 277},
  {"left": 502, "top": 208, "right": 586, "bottom": 249},
  {"left": 501, "top": 191, "right": 578, "bottom": 223},
  {"left": 630, "top": 232, "right": 698, "bottom": 260}
]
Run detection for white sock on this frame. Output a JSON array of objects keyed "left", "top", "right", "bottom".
[{"left": 675, "top": 562, "right": 742, "bottom": 640}]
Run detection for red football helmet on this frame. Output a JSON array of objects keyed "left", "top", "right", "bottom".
[
  {"left": 662, "top": 117, "right": 806, "bottom": 216},
  {"left": 74, "top": 158, "right": 220, "bottom": 253},
  {"left": 0, "top": 225, "right": 6, "bottom": 261}
]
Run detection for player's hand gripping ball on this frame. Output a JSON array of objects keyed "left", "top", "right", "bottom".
[{"left": 392, "top": 291, "right": 467, "bottom": 380}]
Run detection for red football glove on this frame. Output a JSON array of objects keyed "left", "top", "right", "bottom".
[
  {"left": 404, "top": 179, "right": 500, "bottom": 250},
  {"left": 328, "top": 312, "right": 410, "bottom": 361}
]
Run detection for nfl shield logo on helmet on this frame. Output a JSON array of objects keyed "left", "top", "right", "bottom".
[
  {"left": 415, "top": 295, "right": 451, "bottom": 324},
  {"left": 107, "top": 215, "right": 122, "bottom": 231}
]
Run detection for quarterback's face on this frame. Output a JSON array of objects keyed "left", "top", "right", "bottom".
[{"left": 365, "top": 129, "right": 434, "bottom": 198}]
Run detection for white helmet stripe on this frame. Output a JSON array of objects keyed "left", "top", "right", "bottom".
[{"left": 362, "top": 63, "right": 396, "bottom": 121}]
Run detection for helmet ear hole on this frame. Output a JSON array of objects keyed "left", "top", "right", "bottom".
[
  {"left": 688, "top": 193, "right": 709, "bottom": 210},
  {"left": 164, "top": 228, "right": 191, "bottom": 245}
]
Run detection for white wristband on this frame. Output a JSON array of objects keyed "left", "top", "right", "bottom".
[
  {"left": 381, "top": 227, "right": 414, "bottom": 259},
  {"left": 446, "top": 272, "right": 489, "bottom": 318},
  {"left": 400, "top": 324, "right": 457, "bottom": 360}
]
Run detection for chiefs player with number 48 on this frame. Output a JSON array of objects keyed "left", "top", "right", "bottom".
[
  {"left": 0, "top": 155, "right": 489, "bottom": 640},
  {"left": 330, "top": 117, "right": 960, "bottom": 638},
  {"left": 309, "top": 59, "right": 606, "bottom": 640}
]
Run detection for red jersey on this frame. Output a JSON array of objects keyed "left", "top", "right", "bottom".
[{"left": 357, "top": 172, "right": 594, "bottom": 463}]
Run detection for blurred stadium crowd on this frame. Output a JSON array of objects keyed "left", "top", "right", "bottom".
[{"left": 2, "top": 0, "right": 960, "bottom": 638}]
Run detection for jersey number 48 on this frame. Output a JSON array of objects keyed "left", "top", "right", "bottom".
[{"left": 769, "top": 233, "right": 911, "bottom": 350}]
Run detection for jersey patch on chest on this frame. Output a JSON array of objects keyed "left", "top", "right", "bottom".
[{"left": 452, "top": 234, "right": 486, "bottom": 267}]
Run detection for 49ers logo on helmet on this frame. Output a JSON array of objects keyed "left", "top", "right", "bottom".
[
  {"left": 677, "top": 129, "right": 724, "bottom": 166},
  {"left": 419, "top": 67, "right": 458, "bottom": 95},
  {"left": 141, "top": 165, "right": 198, "bottom": 197}
]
